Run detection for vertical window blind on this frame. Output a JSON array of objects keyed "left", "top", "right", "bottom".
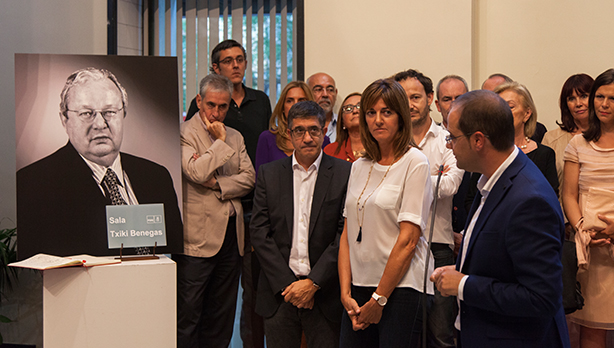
[{"left": 144, "top": 0, "right": 303, "bottom": 116}]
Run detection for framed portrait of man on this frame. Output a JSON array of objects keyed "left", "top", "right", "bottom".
[{"left": 15, "top": 54, "right": 183, "bottom": 259}]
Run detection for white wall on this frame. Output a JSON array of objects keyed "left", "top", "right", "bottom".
[
  {"left": 305, "top": 0, "right": 614, "bottom": 130},
  {"left": 474, "top": 0, "right": 614, "bottom": 129},
  {"left": 305, "top": 0, "right": 472, "bottom": 124},
  {"left": 0, "top": 1, "right": 106, "bottom": 345}
]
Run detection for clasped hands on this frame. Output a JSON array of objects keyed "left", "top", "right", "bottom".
[
  {"left": 589, "top": 214, "right": 614, "bottom": 246},
  {"left": 341, "top": 295, "right": 385, "bottom": 331},
  {"left": 281, "top": 279, "right": 317, "bottom": 309}
]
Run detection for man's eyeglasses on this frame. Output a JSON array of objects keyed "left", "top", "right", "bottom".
[
  {"left": 341, "top": 104, "right": 360, "bottom": 114},
  {"left": 445, "top": 132, "right": 475, "bottom": 145},
  {"left": 66, "top": 107, "right": 124, "bottom": 123},
  {"left": 445, "top": 131, "right": 488, "bottom": 145},
  {"left": 289, "top": 126, "right": 323, "bottom": 139},
  {"left": 218, "top": 56, "right": 245, "bottom": 66}
]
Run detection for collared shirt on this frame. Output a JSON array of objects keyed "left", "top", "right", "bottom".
[
  {"left": 455, "top": 146, "right": 519, "bottom": 330},
  {"left": 289, "top": 150, "right": 323, "bottom": 276},
  {"left": 326, "top": 113, "right": 338, "bottom": 143},
  {"left": 418, "top": 119, "right": 464, "bottom": 246},
  {"left": 323, "top": 136, "right": 358, "bottom": 163},
  {"left": 81, "top": 154, "right": 139, "bottom": 205}
]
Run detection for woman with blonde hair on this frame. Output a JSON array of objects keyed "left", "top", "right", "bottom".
[
  {"left": 495, "top": 82, "right": 559, "bottom": 196},
  {"left": 255, "top": 81, "right": 330, "bottom": 171}
]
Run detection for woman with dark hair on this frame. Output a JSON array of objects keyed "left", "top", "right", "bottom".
[
  {"left": 338, "top": 79, "right": 433, "bottom": 347},
  {"left": 254, "top": 81, "right": 329, "bottom": 172},
  {"left": 563, "top": 68, "right": 614, "bottom": 348},
  {"left": 543, "top": 74, "right": 594, "bottom": 199},
  {"left": 323, "top": 92, "right": 364, "bottom": 162}
]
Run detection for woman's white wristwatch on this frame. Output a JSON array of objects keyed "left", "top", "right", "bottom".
[{"left": 372, "top": 292, "right": 387, "bottom": 306}]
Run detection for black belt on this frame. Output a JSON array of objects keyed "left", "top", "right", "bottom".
[{"left": 430, "top": 243, "right": 451, "bottom": 252}]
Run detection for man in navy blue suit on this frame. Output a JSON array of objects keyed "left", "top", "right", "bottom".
[{"left": 430, "top": 90, "right": 570, "bottom": 348}]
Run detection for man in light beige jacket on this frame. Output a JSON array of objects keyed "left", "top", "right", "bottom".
[{"left": 175, "top": 74, "right": 255, "bottom": 348}]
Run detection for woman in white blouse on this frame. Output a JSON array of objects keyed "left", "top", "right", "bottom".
[{"left": 338, "top": 79, "right": 434, "bottom": 347}]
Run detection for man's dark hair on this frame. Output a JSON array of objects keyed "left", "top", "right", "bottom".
[
  {"left": 392, "top": 69, "right": 433, "bottom": 95},
  {"left": 585, "top": 68, "right": 614, "bottom": 142},
  {"left": 287, "top": 101, "right": 326, "bottom": 129},
  {"left": 210, "top": 39, "right": 247, "bottom": 73},
  {"left": 453, "top": 90, "right": 515, "bottom": 151}
]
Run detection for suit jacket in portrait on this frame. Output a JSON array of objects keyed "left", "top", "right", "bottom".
[
  {"left": 17, "top": 142, "right": 183, "bottom": 260},
  {"left": 180, "top": 116, "right": 255, "bottom": 258},
  {"left": 457, "top": 151, "right": 570, "bottom": 348},
  {"left": 250, "top": 154, "right": 351, "bottom": 322}
]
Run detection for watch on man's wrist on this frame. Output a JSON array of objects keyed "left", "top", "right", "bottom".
[
  {"left": 371, "top": 292, "right": 387, "bottom": 306},
  {"left": 309, "top": 278, "right": 321, "bottom": 290}
]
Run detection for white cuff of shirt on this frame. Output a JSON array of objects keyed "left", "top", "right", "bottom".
[{"left": 457, "top": 275, "right": 469, "bottom": 301}]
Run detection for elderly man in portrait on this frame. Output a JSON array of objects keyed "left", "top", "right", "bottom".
[
  {"left": 17, "top": 67, "right": 183, "bottom": 259},
  {"left": 251, "top": 101, "right": 351, "bottom": 348},
  {"left": 307, "top": 72, "right": 339, "bottom": 142},
  {"left": 175, "top": 74, "right": 255, "bottom": 348},
  {"left": 431, "top": 90, "right": 570, "bottom": 347}
]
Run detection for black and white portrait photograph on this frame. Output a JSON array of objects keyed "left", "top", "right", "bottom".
[{"left": 15, "top": 54, "right": 183, "bottom": 259}]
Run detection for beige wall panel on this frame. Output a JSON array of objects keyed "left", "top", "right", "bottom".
[
  {"left": 305, "top": 0, "right": 473, "bottom": 123},
  {"left": 476, "top": 0, "right": 614, "bottom": 130}
]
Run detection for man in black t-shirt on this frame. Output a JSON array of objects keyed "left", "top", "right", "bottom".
[{"left": 186, "top": 40, "right": 271, "bottom": 166}]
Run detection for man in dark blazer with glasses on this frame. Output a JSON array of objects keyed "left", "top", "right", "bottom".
[{"left": 251, "top": 101, "right": 351, "bottom": 348}]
